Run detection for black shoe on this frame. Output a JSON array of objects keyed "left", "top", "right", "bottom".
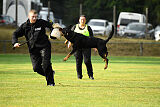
[
  {"left": 47, "top": 71, "right": 55, "bottom": 86},
  {"left": 89, "top": 76, "right": 94, "bottom": 80},
  {"left": 47, "top": 83, "right": 55, "bottom": 86},
  {"left": 77, "top": 75, "right": 83, "bottom": 79},
  {"left": 78, "top": 77, "right": 82, "bottom": 79}
]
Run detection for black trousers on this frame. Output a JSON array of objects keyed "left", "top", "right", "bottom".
[
  {"left": 29, "top": 46, "right": 54, "bottom": 85},
  {"left": 74, "top": 48, "right": 93, "bottom": 78}
]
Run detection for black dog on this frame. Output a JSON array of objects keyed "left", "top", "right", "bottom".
[{"left": 60, "top": 25, "right": 114, "bottom": 69}]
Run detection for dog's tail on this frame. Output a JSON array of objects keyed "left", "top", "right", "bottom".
[{"left": 105, "top": 25, "right": 114, "bottom": 43}]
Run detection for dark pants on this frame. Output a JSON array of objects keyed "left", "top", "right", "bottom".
[
  {"left": 74, "top": 48, "right": 93, "bottom": 78},
  {"left": 29, "top": 46, "right": 54, "bottom": 85}
]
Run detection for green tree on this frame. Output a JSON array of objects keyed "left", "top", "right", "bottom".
[
  {"left": 144, "top": 0, "right": 160, "bottom": 25},
  {"left": 40, "top": 0, "right": 160, "bottom": 26},
  {"left": 0, "top": 0, "right": 3, "bottom": 14}
]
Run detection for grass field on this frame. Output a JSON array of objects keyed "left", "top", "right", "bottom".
[{"left": 0, "top": 54, "right": 160, "bottom": 107}]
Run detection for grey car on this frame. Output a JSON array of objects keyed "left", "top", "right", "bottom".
[
  {"left": 123, "top": 22, "right": 154, "bottom": 39},
  {"left": 0, "top": 15, "right": 15, "bottom": 26}
]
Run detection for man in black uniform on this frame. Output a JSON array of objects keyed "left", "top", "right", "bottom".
[
  {"left": 12, "top": 10, "right": 56, "bottom": 86},
  {"left": 68, "top": 15, "right": 94, "bottom": 80}
]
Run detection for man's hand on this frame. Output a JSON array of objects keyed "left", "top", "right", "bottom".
[{"left": 14, "top": 43, "right": 20, "bottom": 48}]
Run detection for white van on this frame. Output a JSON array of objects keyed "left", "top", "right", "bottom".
[
  {"left": 39, "top": 7, "right": 54, "bottom": 23},
  {"left": 117, "top": 12, "right": 146, "bottom": 36}
]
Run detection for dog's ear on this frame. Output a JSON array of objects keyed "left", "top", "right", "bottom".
[
  {"left": 67, "top": 25, "right": 73, "bottom": 29},
  {"left": 59, "top": 28, "right": 63, "bottom": 31}
]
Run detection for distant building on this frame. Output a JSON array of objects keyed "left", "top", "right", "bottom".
[{"left": 3, "top": 0, "right": 42, "bottom": 26}]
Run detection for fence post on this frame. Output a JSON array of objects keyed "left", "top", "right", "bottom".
[
  {"left": 145, "top": 8, "right": 148, "bottom": 38},
  {"left": 15, "top": 0, "right": 18, "bottom": 27},
  {"left": 140, "top": 42, "right": 143, "bottom": 56},
  {"left": 113, "top": 5, "right": 117, "bottom": 36},
  {"left": 2, "top": 40, "right": 6, "bottom": 53}
]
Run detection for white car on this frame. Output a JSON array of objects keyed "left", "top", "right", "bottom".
[
  {"left": 154, "top": 25, "right": 160, "bottom": 41},
  {"left": 88, "top": 19, "right": 110, "bottom": 36}
]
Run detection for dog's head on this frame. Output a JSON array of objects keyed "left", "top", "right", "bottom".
[
  {"left": 51, "top": 23, "right": 63, "bottom": 39},
  {"left": 51, "top": 23, "right": 73, "bottom": 39},
  {"left": 51, "top": 24, "right": 73, "bottom": 39},
  {"left": 61, "top": 25, "right": 73, "bottom": 35}
]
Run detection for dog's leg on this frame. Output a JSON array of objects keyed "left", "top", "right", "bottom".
[
  {"left": 64, "top": 40, "right": 68, "bottom": 44},
  {"left": 97, "top": 50, "right": 109, "bottom": 69},
  {"left": 63, "top": 53, "right": 71, "bottom": 61},
  {"left": 63, "top": 45, "right": 77, "bottom": 61},
  {"left": 104, "top": 52, "right": 109, "bottom": 69},
  {"left": 104, "top": 56, "right": 109, "bottom": 69}
]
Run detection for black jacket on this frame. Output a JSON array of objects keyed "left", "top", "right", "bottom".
[{"left": 12, "top": 19, "right": 55, "bottom": 51}]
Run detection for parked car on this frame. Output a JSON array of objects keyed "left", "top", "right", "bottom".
[
  {"left": 106, "top": 22, "right": 113, "bottom": 36},
  {"left": 39, "top": 11, "right": 54, "bottom": 23},
  {"left": 0, "top": 15, "right": 15, "bottom": 25},
  {"left": 123, "top": 22, "right": 154, "bottom": 39},
  {"left": 117, "top": 12, "right": 146, "bottom": 36},
  {"left": 154, "top": 25, "right": 160, "bottom": 41},
  {"left": 87, "top": 19, "right": 109, "bottom": 36}
]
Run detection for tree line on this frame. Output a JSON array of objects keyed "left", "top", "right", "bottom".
[
  {"left": 40, "top": 0, "right": 160, "bottom": 27},
  {"left": 0, "top": 0, "right": 160, "bottom": 27}
]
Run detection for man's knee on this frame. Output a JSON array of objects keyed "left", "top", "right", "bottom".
[
  {"left": 42, "top": 61, "right": 52, "bottom": 71},
  {"left": 84, "top": 59, "right": 91, "bottom": 65},
  {"left": 33, "top": 64, "right": 42, "bottom": 72},
  {"left": 33, "top": 65, "right": 45, "bottom": 76}
]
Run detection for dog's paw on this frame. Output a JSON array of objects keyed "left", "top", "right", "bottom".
[
  {"left": 104, "top": 66, "right": 108, "bottom": 69},
  {"left": 63, "top": 57, "right": 68, "bottom": 61},
  {"left": 104, "top": 63, "right": 108, "bottom": 69}
]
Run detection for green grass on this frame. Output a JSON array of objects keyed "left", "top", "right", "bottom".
[{"left": 0, "top": 54, "right": 160, "bottom": 107}]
